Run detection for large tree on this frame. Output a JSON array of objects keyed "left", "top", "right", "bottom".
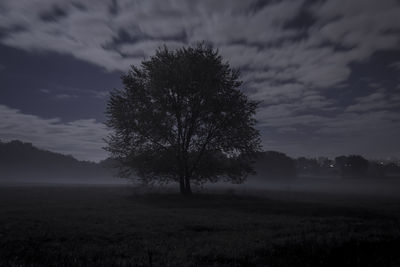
[{"left": 105, "top": 43, "right": 261, "bottom": 195}]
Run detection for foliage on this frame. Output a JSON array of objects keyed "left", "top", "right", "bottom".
[
  {"left": 254, "top": 151, "right": 297, "bottom": 178},
  {"left": 0, "top": 140, "right": 113, "bottom": 182},
  {"left": 105, "top": 43, "right": 261, "bottom": 194},
  {"left": 335, "top": 155, "right": 369, "bottom": 178},
  {"left": 383, "top": 162, "right": 400, "bottom": 177},
  {"left": 296, "top": 157, "right": 337, "bottom": 178}
]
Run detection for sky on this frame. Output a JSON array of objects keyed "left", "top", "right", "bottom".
[{"left": 0, "top": 0, "right": 400, "bottom": 162}]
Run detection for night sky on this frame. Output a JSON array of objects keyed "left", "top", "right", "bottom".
[{"left": 0, "top": 0, "right": 399, "bottom": 161}]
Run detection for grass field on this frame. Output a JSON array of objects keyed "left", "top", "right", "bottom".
[{"left": 1, "top": 181, "right": 400, "bottom": 266}]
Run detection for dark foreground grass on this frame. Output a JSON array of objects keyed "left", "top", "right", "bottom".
[{"left": 0, "top": 185, "right": 400, "bottom": 266}]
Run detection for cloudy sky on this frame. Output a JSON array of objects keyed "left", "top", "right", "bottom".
[{"left": 1, "top": 0, "right": 400, "bottom": 161}]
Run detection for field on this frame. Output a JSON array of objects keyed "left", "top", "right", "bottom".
[{"left": 1, "top": 180, "right": 400, "bottom": 266}]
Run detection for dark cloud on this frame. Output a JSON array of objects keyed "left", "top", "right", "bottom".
[{"left": 39, "top": 5, "right": 68, "bottom": 22}]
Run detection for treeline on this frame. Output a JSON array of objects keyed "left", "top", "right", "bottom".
[
  {"left": 1, "top": 140, "right": 399, "bottom": 182},
  {"left": 254, "top": 151, "right": 400, "bottom": 179},
  {"left": 0, "top": 140, "right": 116, "bottom": 183}
]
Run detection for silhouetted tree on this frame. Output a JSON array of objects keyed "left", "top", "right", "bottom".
[
  {"left": 334, "top": 156, "right": 347, "bottom": 173},
  {"left": 0, "top": 140, "right": 111, "bottom": 182},
  {"left": 296, "top": 157, "right": 336, "bottom": 178},
  {"left": 296, "top": 157, "right": 319, "bottom": 175},
  {"left": 367, "top": 161, "right": 385, "bottom": 178},
  {"left": 335, "top": 155, "right": 369, "bottom": 178},
  {"left": 254, "top": 151, "right": 296, "bottom": 179},
  {"left": 105, "top": 43, "right": 261, "bottom": 195},
  {"left": 384, "top": 162, "right": 400, "bottom": 177}
]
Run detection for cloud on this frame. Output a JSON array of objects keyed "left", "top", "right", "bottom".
[
  {"left": 0, "top": 104, "right": 109, "bottom": 161},
  {"left": 315, "top": 110, "right": 400, "bottom": 158},
  {"left": 1, "top": 0, "right": 399, "bottom": 81},
  {"left": 1, "top": 0, "right": 399, "bottom": 157},
  {"left": 55, "top": 94, "right": 78, "bottom": 99},
  {"left": 346, "top": 91, "right": 400, "bottom": 112},
  {"left": 118, "top": 40, "right": 185, "bottom": 57},
  {"left": 40, "top": 89, "right": 51, "bottom": 94},
  {"left": 40, "top": 86, "right": 110, "bottom": 99},
  {"left": 0, "top": 0, "right": 306, "bottom": 72},
  {"left": 260, "top": 109, "right": 400, "bottom": 158}
]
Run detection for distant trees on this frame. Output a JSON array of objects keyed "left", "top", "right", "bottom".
[
  {"left": 295, "top": 157, "right": 337, "bottom": 178},
  {"left": 0, "top": 140, "right": 113, "bottom": 182},
  {"left": 295, "top": 155, "right": 400, "bottom": 179},
  {"left": 335, "top": 155, "right": 369, "bottom": 178},
  {"left": 254, "top": 151, "right": 296, "bottom": 178},
  {"left": 296, "top": 157, "right": 319, "bottom": 174},
  {"left": 367, "top": 162, "right": 385, "bottom": 178},
  {"left": 105, "top": 43, "right": 261, "bottom": 195},
  {"left": 383, "top": 162, "right": 400, "bottom": 177}
]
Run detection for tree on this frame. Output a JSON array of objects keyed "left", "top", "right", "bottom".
[
  {"left": 254, "top": 151, "right": 296, "bottom": 179},
  {"left": 105, "top": 43, "right": 261, "bottom": 195},
  {"left": 367, "top": 161, "right": 385, "bottom": 178},
  {"left": 335, "top": 155, "right": 369, "bottom": 178},
  {"left": 383, "top": 162, "right": 400, "bottom": 177}
]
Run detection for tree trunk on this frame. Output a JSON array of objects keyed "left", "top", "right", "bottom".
[
  {"left": 179, "top": 176, "right": 185, "bottom": 195},
  {"left": 178, "top": 176, "right": 192, "bottom": 195},
  {"left": 184, "top": 176, "right": 192, "bottom": 195}
]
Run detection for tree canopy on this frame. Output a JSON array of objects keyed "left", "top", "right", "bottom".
[
  {"left": 335, "top": 155, "right": 369, "bottom": 178},
  {"left": 254, "top": 151, "right": 297, "bottom": 179},
  {"left": 105, "top": 43, "right": 261, "bottom": 194}
]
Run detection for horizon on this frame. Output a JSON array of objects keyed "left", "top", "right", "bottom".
[
  {"left": 1, "top": 139, "right": 399, "bottom": 165},
  {"left": 1, "top": 0, "right": 400, "bottom": 161}
]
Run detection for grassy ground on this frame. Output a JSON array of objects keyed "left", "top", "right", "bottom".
[{"left": 0, "top": 183, "right": 400, "bottom": 266}]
